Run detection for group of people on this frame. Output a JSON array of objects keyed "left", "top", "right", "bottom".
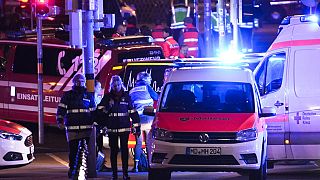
[
  {"left": 56, "top": 71, "right": 157, "bottom": 180},
  {"left": 151, "top": 17, "right": 199, "bottom": 59},
  {"left": 111, "top": 16, "right": 199, "bottom": 59}
]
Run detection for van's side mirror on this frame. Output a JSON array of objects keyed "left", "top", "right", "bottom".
[
  {"left": 260, "top": 107, "right": 276, "bottom": 117},
  {"left": 143, "top": 106, "right": 156, "bottom": 116}
]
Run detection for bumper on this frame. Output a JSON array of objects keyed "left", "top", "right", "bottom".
[
  {"left": 148, "top": 135, "right": 264, "bottom": 172},
  {"left": 0, "top": 140, "right": 35, "bottom": 168}
]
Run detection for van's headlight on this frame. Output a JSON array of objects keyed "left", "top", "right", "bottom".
[
  {"left": 0, "top": 130, "right": 23, "bottom": 141},
  {"left": 236, "top": 128, "right": 257, "bottom": 142},
  {"left": 152, "top": 128, "right": 173, "bottom": 141}
]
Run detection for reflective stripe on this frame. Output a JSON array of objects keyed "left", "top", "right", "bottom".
[
  {"left": 184, "top": 38, "right": 198, "bottom": 42},
  {"left": 108, "top": 112, "right": 129, "bottom": 117},
  {"left": 128, "top": 109, "right": 137, "bottom": 113},
  {"left": 89, "top": 107, "right": 96, "bottom": 111},
  {"left": 107, "top": 128, "right": 131, "bottom": 133},
  {"left": 58, "top": 103, "right": 67, "bottom": 108},
  {"left": 132, "top": 123, "right": 141, "bottom": 127},
  {"left": 188, "top": 47, "right": 198, "bottom": 51},
  {"left": 67, "top": 109, "right": 90, "bottom": 113},
  {"left": 134, "top": 99, "right": 153, "bottom": 104},
  {"left": 66, "top": 125, "right": 93, "bottom": 130},
  {"left": 154, "top": 38, "right": 165, "bottom": 42},
  {"left": 97, "top": 106, "right": 105, "bottom": 110}
]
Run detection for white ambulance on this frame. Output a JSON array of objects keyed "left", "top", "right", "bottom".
[
  {"left": 254, "top": 14, "right": 320, "bottom": 166},
  {"left": 147, "top": 61, "right": 276, "bottom": 180}
]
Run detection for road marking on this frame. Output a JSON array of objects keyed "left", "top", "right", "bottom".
[{"left": 46, "top": 153, "right": 69, "bottom": 167}]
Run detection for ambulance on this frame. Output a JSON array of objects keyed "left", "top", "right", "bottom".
[
  {"left": 0, "top": 31, "right": 164, "bottom": 124},
  {"left": 146, "top": 60, "right": 276, "bottom": 180},
  {"left": 254, "top": 14, "right": 320, "bottom": 166}
]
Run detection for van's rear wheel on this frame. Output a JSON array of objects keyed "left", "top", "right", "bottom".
[{"left": 148, "top": 168, "right": 171, "bottom": 180}]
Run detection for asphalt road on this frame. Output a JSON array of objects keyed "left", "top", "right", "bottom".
[{"left": 1, "top": 151, "right": 320, "bottom": 180}]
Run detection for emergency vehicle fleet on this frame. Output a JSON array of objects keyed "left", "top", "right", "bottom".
[
  {"left": 0, "top": 33, "right": 164, "bottom": 124},
  {"left": 254, "top": 14, "right": 320, "bottom": 166}
]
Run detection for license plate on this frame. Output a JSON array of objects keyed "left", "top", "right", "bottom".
[{"left": 187, "top": 147, "right": 221, "bottom": 155}]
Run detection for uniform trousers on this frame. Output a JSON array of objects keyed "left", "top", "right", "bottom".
[{"left": 108, "top": 131, "right": 130, "bottom": 175}]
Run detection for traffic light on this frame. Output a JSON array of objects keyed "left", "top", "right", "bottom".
[
  {"left": 36, "top": 0, "right": 49, "bottom": 15},
  {"left": 241, "top": 0, "right": 254, "bottom": 23}
]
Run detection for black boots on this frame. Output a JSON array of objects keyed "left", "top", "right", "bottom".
[
  {"left": 131, "top": 160, "right": 139, "bottom": 173},
  {"left": 123, "top": 173, "right": 130, "bottom": 180}
]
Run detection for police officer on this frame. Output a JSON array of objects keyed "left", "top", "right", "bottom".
[
  {"left": 129, "top": 72, "right": 158, "bottom": 172},
  {"left": 56, "top": 74, "right": 96, "bottom": 178},
  {"left": 97, "top": 75, "right": 140, "bottom": 180}
]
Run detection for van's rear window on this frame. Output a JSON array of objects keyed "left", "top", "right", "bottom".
[{"left": 160, "top": 82, "right": 254, "bottom": 113}]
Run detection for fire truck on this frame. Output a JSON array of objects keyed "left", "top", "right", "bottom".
[{"left": 0, "top": 31, "right": 164, "bottom": 125}]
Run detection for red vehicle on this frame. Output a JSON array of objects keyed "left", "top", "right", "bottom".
[{"left": 0, "top": 31, "right": 164, "bottom": 125}]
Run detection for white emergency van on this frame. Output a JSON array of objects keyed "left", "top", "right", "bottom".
[
  {"left": 146, "top": 61, "right": 276, "bottom": 180},
  {"left": 254, "top": 14, "right": 320, "bottom": 166}
]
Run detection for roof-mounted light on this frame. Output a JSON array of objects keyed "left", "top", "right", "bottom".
[
  {"left": 97, "top": 36, "right": 153, "bottom": 48},
  {"left": 300, "top": 15, "right": 318, "bottom": 23}
]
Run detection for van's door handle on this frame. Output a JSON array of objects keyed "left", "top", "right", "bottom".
[{"left": 274, "top": 101, "right": 284, "bottom": 107}]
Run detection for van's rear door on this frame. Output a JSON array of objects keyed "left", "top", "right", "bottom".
[{"left": 288, "top": 48, "right": 320, "bottom": 159}]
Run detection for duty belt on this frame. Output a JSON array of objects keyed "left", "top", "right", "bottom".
[
  {"left": 66, "top": 125, "right": 93, "bottom": 130},
  {"left": 108, "top": 112, "right": 128, "bottom": 117},
  {"left": 67, "top": 109, "right": 90, "bottom": 113},
  {"left": 107, "top": 128, "right": 131, "bottom": 133}
]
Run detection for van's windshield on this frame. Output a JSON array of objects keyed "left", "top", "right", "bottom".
[{"left": 160, "top": 81, "right": 254, "bottom": 113}]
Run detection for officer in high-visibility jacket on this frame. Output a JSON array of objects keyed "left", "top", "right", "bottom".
[
  {"left": 129, "top": 72, "right": 158, "bottom": 172},
  {"left": 179, "top": 17, "right": 199, "bottom": 58},
  {"left": 151, "top": 20, "right": 165, "bottom": 46},
  {"left": 56, "top": 74, "right": 96, "bottom": 179},
  {"left": 97, "top": 75, "right": 140, "bottom": 180},
  {"left": 162, "top": 27, "right": 180, "bottom": 59}
]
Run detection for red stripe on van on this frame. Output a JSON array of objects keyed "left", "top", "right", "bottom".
[
  {"left": 264, "top": 114, "right": 288, "bottom": 123},
  {"left": 154, "top": 112, "right": 257, "bottom": 132},
  {"left": 269, "top": 39, "right": 320, "bottom": 51}
]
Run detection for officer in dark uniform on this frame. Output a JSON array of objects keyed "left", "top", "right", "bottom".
[
  {"left": 97, "top": 75, "right": 140, "bottom": 180},
  {"left": 56, "top": 74, "right": 96, "bottom": 178}
]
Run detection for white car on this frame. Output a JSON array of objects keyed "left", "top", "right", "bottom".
[{"left": 0, "top": 119, "right": 35, "bottom": 169}]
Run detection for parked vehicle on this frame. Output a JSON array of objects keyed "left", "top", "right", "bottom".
[
  {"left": 146, "top": 60, "right": 275, "bottom": 180},
  {"left": 0, "top": 31, "right": 164, "bottom": 124},
  {"left": 254, "top": 14, "right": 320, "bottom": 167},
  {"left": 0, "top": 119, "right": 34, "bottom": 169}
]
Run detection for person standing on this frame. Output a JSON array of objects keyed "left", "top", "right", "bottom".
[
  {"left": 129, "top": 72, "right": 158, "bottom": 173},
  {"left": 178, "top": 17, "right": 199, "bottom": 57},
  {"left": 97, "top": 75, "right": 140, "bottom": 180},
  {"left": 56, "top": 74, "right": 96, "bottom": 178},
  {"left": 151, "top": 20, "right": 165, "bottom": 46},
  {"left": 178, "top": 44, "right": 193, "bottom": 58},
  {"left": 112, "top": 24, "right": 127, "bottom": 37},
  {"left": 162, "top": 27, "right": 179, "bottom": 59}
]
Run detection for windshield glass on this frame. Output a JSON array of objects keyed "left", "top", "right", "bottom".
[{"left": 160, "top": 81, "right": 254, "bottom": 113}]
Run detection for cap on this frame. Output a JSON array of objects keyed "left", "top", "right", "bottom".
[
  {"left": 137, "top": 72, "right": 151, "bottom": 82},
  {"left": 72, "top": 74, "right": 86, "bottom": 86}
]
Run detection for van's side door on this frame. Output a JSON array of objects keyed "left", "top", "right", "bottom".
[{"left": 254, "top": 49, "right": 289, "bottom": 160}]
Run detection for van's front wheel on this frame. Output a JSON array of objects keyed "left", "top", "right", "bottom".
[
  {"left": 249, "top": 141, "right": 267, "bottom": 180},
  {"left": 148, "top": 168, "right": 171, "bottom": 180}
]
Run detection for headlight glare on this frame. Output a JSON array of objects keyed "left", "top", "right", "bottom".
[
  {"left": 152, "top": 128, "right": 173, "bottom": 141},
  {"left": 236, "top": 128, "right": 257, "bottom": 142},
  {"left": 0, "top": 130, "right": 23, "bottom": 141}
]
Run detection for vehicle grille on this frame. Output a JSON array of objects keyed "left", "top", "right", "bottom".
[
  {"left": 169, "top": 155, "right": 239, "bottom": 165},
  {"left": 24, "top": 135, "right": 33, "bottom": 147},
  {"left": 170, "top": 132, "right": 238, "bottom": 144}
]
